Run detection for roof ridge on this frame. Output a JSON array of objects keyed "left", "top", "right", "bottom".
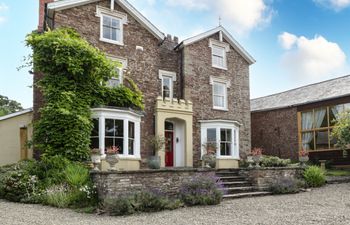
[{"left": 251, "top": 74, "right": 350, "bottom": 101}]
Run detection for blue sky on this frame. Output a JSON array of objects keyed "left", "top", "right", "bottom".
[{"left": 1, "top": 0, "right": 350, "bottom": 108}]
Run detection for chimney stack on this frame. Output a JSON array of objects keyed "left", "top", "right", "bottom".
[{"left": 38, "top": 0, "right": 54, "bottom": 32}]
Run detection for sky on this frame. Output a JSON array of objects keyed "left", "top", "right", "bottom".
[{"left": 1, "top": 0, "right": 350, "bottom": 108}]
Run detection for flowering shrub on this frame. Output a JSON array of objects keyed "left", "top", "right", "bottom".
[
  {"left": 179, "top": 174, "right": 223, "bottom": 206},
  {"left": 0, "top": 156, "right": 97, "bottom": 209},
  {"left": 299, "top": 149, "right": 309, "bottom": 157},
  {"left": 270, "top": 177, "right": 304, "bottom": 194},
  {"left": 251, "top": 147, "right": 263, "bottom": 156},
  {"left": 103, "top": 189, "right": 183, "bottom": 216},
  {"left": 260, "top": 155, "right": 292, "bottom": 167},
  {"left": 0, "top": 161, "right": 42, "bottom": 203},
  {"left": 106, "top": 146, "right": 119, "bottom": 155}
]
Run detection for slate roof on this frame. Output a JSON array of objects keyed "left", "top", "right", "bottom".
[{"left": 251, "top": 75, "right": 350, "bottom": 112}]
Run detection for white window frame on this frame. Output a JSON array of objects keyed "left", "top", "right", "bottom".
[
  {"left": 91, "top": 108, "right": 141, "bottom": 160},
  {"left": 96, "top": 6, "right": 127, "bottom": 46},
  {"left": 159, "top": 70, "right": 176, "bottom": 99},
  {"left": 209, "top": 38, "right": 230, "bottom": 70},
  {"left": 210, "top": 76, "right": 230, "bottom": 111},
  {"left": 107, "top": 57, "right": 127, "bottom": 87},
  {"left": 200, "top": 120, "right": 240, "bottom": 159}
]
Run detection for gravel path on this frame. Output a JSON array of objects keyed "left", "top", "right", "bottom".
[{"left": 1, "top": 183, "right": 350, "bottom": 225}]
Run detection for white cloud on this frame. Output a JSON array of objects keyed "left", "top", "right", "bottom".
[
  {"left": 0, "top": 2, "right": 8, "bottom": 12},
  {"left": 278, "top": 32, "right": 298, "bottom": 50},
  {"left": 313, "top": 0, "right": 350, "bottom": 11},
  {"left": 279, "top": 32, "right": 347, "bottom": 79},
  {"left": 165, "top": 0, "right": 275, "bottom": 34}
]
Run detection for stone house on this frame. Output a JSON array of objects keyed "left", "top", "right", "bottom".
[
  {"left": 251, "top": 75, "right": 350, "bottom": 167},
  {"left": 37, "top": 0, "right": 255, "bottom": 170}
]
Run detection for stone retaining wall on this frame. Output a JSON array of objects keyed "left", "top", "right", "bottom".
[
  {"left": 239, "top": 167, "right": 304, "bottom": 189},
  {"left": 91, "top": 168, "right": 216, "bottom": 201}
]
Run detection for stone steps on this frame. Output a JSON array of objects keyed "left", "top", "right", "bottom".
[
  {"left": 223, "top": 191, "right": 272, "bottom": 199},
  {"left": 216, "top": 169, "right": 272, "bottom": 199}
]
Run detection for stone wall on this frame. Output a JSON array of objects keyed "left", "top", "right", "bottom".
[
  {"left": 239, "top": 167, "right": 304, "bottom": 189},
  {"left": 42, "top": 0, "right": 180, "bottom": 161},
  {"left": 91, "top": 168, "right": 215, "bottom": 200},
  {"left": 182, "top": 34, "right": 251, "bottom": 166},
  {"left": 251, "top": 107, "right": 299, "bottom": 160}
]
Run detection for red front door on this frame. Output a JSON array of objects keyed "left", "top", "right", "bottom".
[{"left": 165, "top": 131, "right": 174, "bottom": 167}]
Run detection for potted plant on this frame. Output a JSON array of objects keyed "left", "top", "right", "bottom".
[
  {"left": 299, "top": 149, "right": 309, "bottom": 167},
  {"left": 202, "top": 142, "right": 217, "bottom": 168},
  {"left": 147, "top": 135, "right": 165, "bottom": 169},
  {"left": 105, "top": 146, "right": 119, "bottom": 171},
  {"left": 251, "top": 147, "right": 263, "bottom": 167},
  {"left": 91, "top": 148, "right": 101, "bottom": 171}
]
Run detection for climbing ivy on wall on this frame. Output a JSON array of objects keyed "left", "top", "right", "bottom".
[{"left": 25, "top": 27, "right": 144, "bottom": 161}]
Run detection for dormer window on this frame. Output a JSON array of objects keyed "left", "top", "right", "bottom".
[
  {"left": 96, "top": 6, "right": 127, "bottom": 45},
  {"left": 209, "top": 39, "right": 230, "bottom": 70}
]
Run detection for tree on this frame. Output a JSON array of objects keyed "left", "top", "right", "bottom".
[
  {"left": 332, "top": 111, "right": 350, "bottom": 158},
  {"left": 0, "top": 95, "right": 23, "bottom": 116}
]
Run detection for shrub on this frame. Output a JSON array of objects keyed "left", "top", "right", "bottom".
[
  {"left": 304, "top": 166, "right": 326, "bottom": 187},
  {"left": 270, "top": 177, "right": 303, "bottom": 194},
  {"left": 0, "top": 161, "right": 42, "bottom": 203},
  {"left": 104, "top": 195, "right": 136, "bottom": 216},
  {"left": 44, "top": 184, "right": 73, "bottom": 208},
  {"left": 64, "top": 164, "right": 90, "bottom": 188},
  {"left": 179, "top": 175, "right": 223, "bottom": 206},
  {"left": 103, "top": 190, "right": 183, "bottom": 216},
  {"left": 260, "top": 155, "right": 291, "bottom": 167}
]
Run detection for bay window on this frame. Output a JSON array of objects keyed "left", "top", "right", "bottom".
[
  {"left": 90, "top": 108, "right": 141, "bottom": 158},
  {"left": 200, "top": 120, "right": 240, "bottom": 158}
]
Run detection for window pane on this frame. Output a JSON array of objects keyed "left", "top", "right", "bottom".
[
  {"left": 214, "top": 96, "right": 224, "bottom": 107},
  {"left": 115, "top": 120, "right": 124, "bottom": 137},
  {"left": 91, "top": 119, "right": 99, "bottom": 136},
  {"left": 103, "top": 16, "right": 111, "bottom": 26},
  {"left": 111, "top": 18, "right": 120, "bottom": 28},
  {"left": 105, "top": 138, "right": 114, "bottom": 150},
  {"left": 129, "top": 121, "right": 135, "bottom": 138},
  {"left": 316, "top": 130, "right": 329, "bottom": 150},
  {"left": 314, "top": 108, "right": 327, "bottom": 128},
  {"left": 213, "top": 46, "right": 224, "bottom": 56},
  {"left": 105, "top": 119, "right": 115, "bottom": 136},
  {"left": 115, "top": 138, "right": 124, "bottom": 154},
  {"left": 111, "top": 28, "right": 117, "bottom": 41},
  {"left": 302, "top": 132, "right": 314, "bottom": 150},
  {"left": 103, "top": 27, "right": 111, "bottom": 39},
  {"left": 107, "top": 78, "right": 120, "bottom": 87},
  {"left": 90, "top": 138, "right": 99, "bottom": 149},
  {"left": 128, "top": 139, "right": 134, "bottom": 155},
  {"left": 162, "top": 77, "right": 172, "bottom": 98},
  {"left": 207, "top": 128, "right": 216, "bottom": 142},
  {"left": 165, "top": 121, "right": 174, "bottom": 131},
  {"left": 301, "top": 111, "right": 313, "bottom": 130},
  {"left": 329, "top": 106, "right": 338, "bottom": 126},
  {"left": 213, "top": 83, "right": 224, "bottom": 95}
]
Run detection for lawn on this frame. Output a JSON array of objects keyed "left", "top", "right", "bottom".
[{"left": 326, "top": 169, "right": 350, "bottom": 176}]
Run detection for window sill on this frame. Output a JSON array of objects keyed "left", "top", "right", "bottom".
[
  {"left": 213, "top": 107, "right": 228, "bottom": 111},
  {"left": 216, "top": 156, "right": 240, "bottom": 160},
  {"left": 100, "top": 38, "right": 124, "bottom": 46},
  {"left": 101, "top": 154, "right": 141, "bottom": 160},
  {"left": 212, "top": 65, "right": 228, "bottom": 70}
]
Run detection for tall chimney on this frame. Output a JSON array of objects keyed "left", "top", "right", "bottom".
[{"left": 38, "top": 0, "right": 54, "bottom": 31}]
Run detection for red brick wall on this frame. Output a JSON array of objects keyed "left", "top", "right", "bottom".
[
  {"left": 251, "top": 107, "right": 299, "bottom": 160},
  {"left": 38, "top": 0, "right": 54, "bottom": 31}
]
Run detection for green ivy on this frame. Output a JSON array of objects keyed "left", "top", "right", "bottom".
[{"left": 25, "top": 27, "right": 144, "bottom": 161}]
